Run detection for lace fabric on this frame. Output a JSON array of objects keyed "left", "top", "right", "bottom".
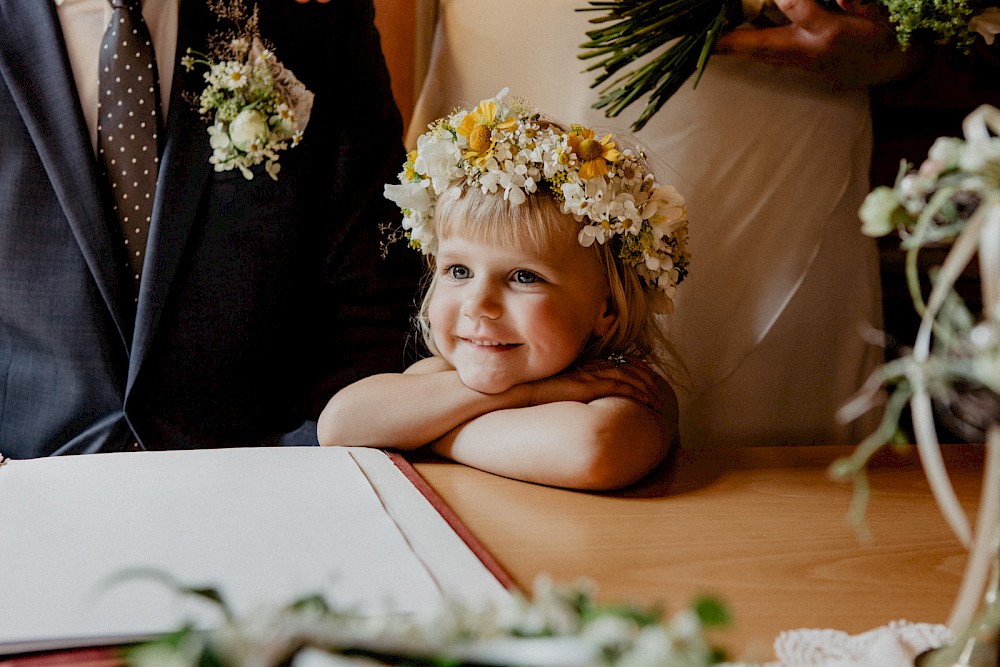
[{"left": 725, "top": 621, "right": 952, "bottom": 667}]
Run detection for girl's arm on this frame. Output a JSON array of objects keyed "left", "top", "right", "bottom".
[
  {"left": 316, "top": 356, "right": 662, "bottom": 450},
  {"left": 430, "top": 377, "right": 677, "bottom": 491}
]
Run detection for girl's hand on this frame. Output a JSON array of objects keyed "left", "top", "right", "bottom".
[{"left": 524, "top": 356, "right": 666, "bottom": 412}]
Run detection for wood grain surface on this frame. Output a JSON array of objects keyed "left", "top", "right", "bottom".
[{"left": 413, "top": 444, "right": 985, "bottom": 662}]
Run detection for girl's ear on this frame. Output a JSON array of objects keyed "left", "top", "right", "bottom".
[{"left": 593, "top": 296, "right": 618, "bottom": 337}]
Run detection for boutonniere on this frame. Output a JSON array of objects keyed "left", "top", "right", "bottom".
[{"left": 182, "top": 1, "right": 314, "bottom": 180}]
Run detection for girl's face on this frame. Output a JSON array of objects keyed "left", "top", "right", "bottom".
[{"left": 428, "top": 225, "right": 617, "bottom": 394}]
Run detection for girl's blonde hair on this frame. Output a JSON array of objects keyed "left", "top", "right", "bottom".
[{"left": 416, "top": 184, "right": 681, "bottom": 380}]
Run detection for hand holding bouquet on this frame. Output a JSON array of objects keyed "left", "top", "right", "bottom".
[{"left": 579, "top": 0, "right": 1000, "bottom": 130}]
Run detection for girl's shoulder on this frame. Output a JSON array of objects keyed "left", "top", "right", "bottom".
[{"left": 404, "top": 355, "right": 454, "bottom": 375}]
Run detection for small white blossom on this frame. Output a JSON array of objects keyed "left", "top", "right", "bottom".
[
  {"left": 859, "top": 186, "right": 905, "bottom": 238},
  {"left": 618, "top": 626, "right": 676, "bottom": 667},
  {"left": 384, "top": 181, "right": 431, "bottom": 212},
  {"left": 414, "top": 132, "right": 464, "bottom": 195},
  {"left": 643, "top": 185, "right": 686, "bottom": 221},
  {"left": 220, "top": 61, "right": 250, "bottom": 90},
  {"left": 578, "top": 224, "right": 607, "bottom": 247},
  {"left": 927, "top": 136, "right": 964, "bottom": 170},
  {"left": 505, "top": 186, "right": 526, "bottom": 205},
  {"left": 208, "top": 122, "right": 231, "bottom": 151},
  {"left": 958, "top": 136, "right": 1000, "bottom": 173},
  {"left": 271, "top": 103, "right": 295, "bottom": 130}
]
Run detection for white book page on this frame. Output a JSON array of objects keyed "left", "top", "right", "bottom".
[{"left": 0, "top": 447, "right": 510, "bottom": 654}]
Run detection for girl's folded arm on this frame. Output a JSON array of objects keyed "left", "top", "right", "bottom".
[
  {"left": 317, "top": 357, "right": 533, "bottom": 449},
  {"left": 318, "top": 356, "right": 666, "bottom": 452},
  {"left": 431, "top": 380, "right": 677, "bottom": 491},
  {"left": 316, "top": 371, "right": 517, "bottom": 449}
]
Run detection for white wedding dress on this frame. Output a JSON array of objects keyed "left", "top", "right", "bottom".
[{"left": 408, "top": 0, "right": 883, "bottom": 446}]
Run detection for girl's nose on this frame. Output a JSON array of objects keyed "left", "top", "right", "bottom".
[{"left": 463, "top": 279, "right": 503, "bottom": 320}]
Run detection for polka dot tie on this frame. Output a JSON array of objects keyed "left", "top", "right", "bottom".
[{"left": 97, "top": 0, "right": 160, "bottom": 297}]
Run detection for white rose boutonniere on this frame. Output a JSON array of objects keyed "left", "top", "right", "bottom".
[{"left": 182, "top": 0, "right": 314, "bottom": 180}]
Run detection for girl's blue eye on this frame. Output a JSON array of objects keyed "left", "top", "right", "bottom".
[
  {"left": 513, "top": 269, "right": 540, "bottom": 284},
  {"left": 447, "top": 265, "right": 470, "bottom": 279}
]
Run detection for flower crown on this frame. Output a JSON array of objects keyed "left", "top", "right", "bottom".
[{"left": 383, "top": 89, "right": 691, "bottom": 313}]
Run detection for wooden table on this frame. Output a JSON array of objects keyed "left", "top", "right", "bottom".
[
  {"left": 2, "top": 444, "right": 984, "bottom": 666},
  {"left": 413, "top": 444, "right": 985, "bottom": 663}
]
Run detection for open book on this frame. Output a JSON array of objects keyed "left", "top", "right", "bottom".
[{"left": 0, "top": 447, "right": 513, "bottom": 655}]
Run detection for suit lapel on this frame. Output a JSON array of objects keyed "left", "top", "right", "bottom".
[
  {"left": 129, "top": 0, "right": 216, "bottom": 390},
  {"left": 0, "top": 0, "right": 129, "bottom": 346}
]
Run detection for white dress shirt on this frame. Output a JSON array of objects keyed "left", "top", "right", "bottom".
[{"left": 54, "top": 0, "right": 179, "bottom": 153}]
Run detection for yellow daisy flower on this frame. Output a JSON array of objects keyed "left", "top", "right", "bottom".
[
  {"left": 567, "top": 126, "right": 620, "bottom": 179},
  {"left": 404, "top": 150, "right": 419, "bottom": 181},
  {"left": 457, "top": 99, "right": 516, "bottom": 165}
]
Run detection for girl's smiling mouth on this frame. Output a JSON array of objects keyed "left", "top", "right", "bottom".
[{"left": 462, "top": 337, "right": 519, "bottom": 349}]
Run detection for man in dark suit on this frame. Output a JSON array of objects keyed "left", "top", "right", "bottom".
[{"left": 0, "top": 0, "right": 421, "bottom": 457}]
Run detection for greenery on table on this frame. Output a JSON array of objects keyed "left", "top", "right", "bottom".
[
  {"left": 577, "top": 0, "right": 999, "bottom": 131},
  {"left": 124, "top": 576, "right": 730, "bottom": 667}
]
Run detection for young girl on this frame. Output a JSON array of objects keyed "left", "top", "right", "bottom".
[{"left": 318, "top": 89, "right": 690, "bottom": 490}]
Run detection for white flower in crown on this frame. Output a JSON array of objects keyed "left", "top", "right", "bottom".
[
  {"left": 182, "top": 2, "right": 314, "bottom": 180},
  {"left": 384, "top": 89, "right": 691, "bottom": 312},
  {"left": 414, "top": 127, "right": 464, "bottom": 195}
]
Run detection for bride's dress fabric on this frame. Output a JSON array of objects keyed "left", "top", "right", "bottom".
[{"left": 408, "top": 0, "right": 883, "bottom": 446}]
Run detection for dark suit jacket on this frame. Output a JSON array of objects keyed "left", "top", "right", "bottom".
[{"left": 0, "top": 0, "right": 422, "bottom": 457}]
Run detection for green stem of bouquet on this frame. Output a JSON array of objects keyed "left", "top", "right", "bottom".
[
  {"left": 829, "top": 377, "right": 915, "bottom": 539},
  {"left": 901, "top": 183, "right": 972, "bottom": 350},
  {"left": 580, "top": 2, "right": 710, "bottom": 84},
  {"left": 906, "top": 245, "right": 928, "bottom": 320},
  {"left": 578, "top": 0, "right": 735, "bottom": 132}
]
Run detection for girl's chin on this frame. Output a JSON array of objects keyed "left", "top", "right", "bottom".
[
  {"left": 456, "top": 369, "right": 521, "bottom": 395},
  {"left": 460, "top": 376, "right": 516, "bottom": 395}
]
